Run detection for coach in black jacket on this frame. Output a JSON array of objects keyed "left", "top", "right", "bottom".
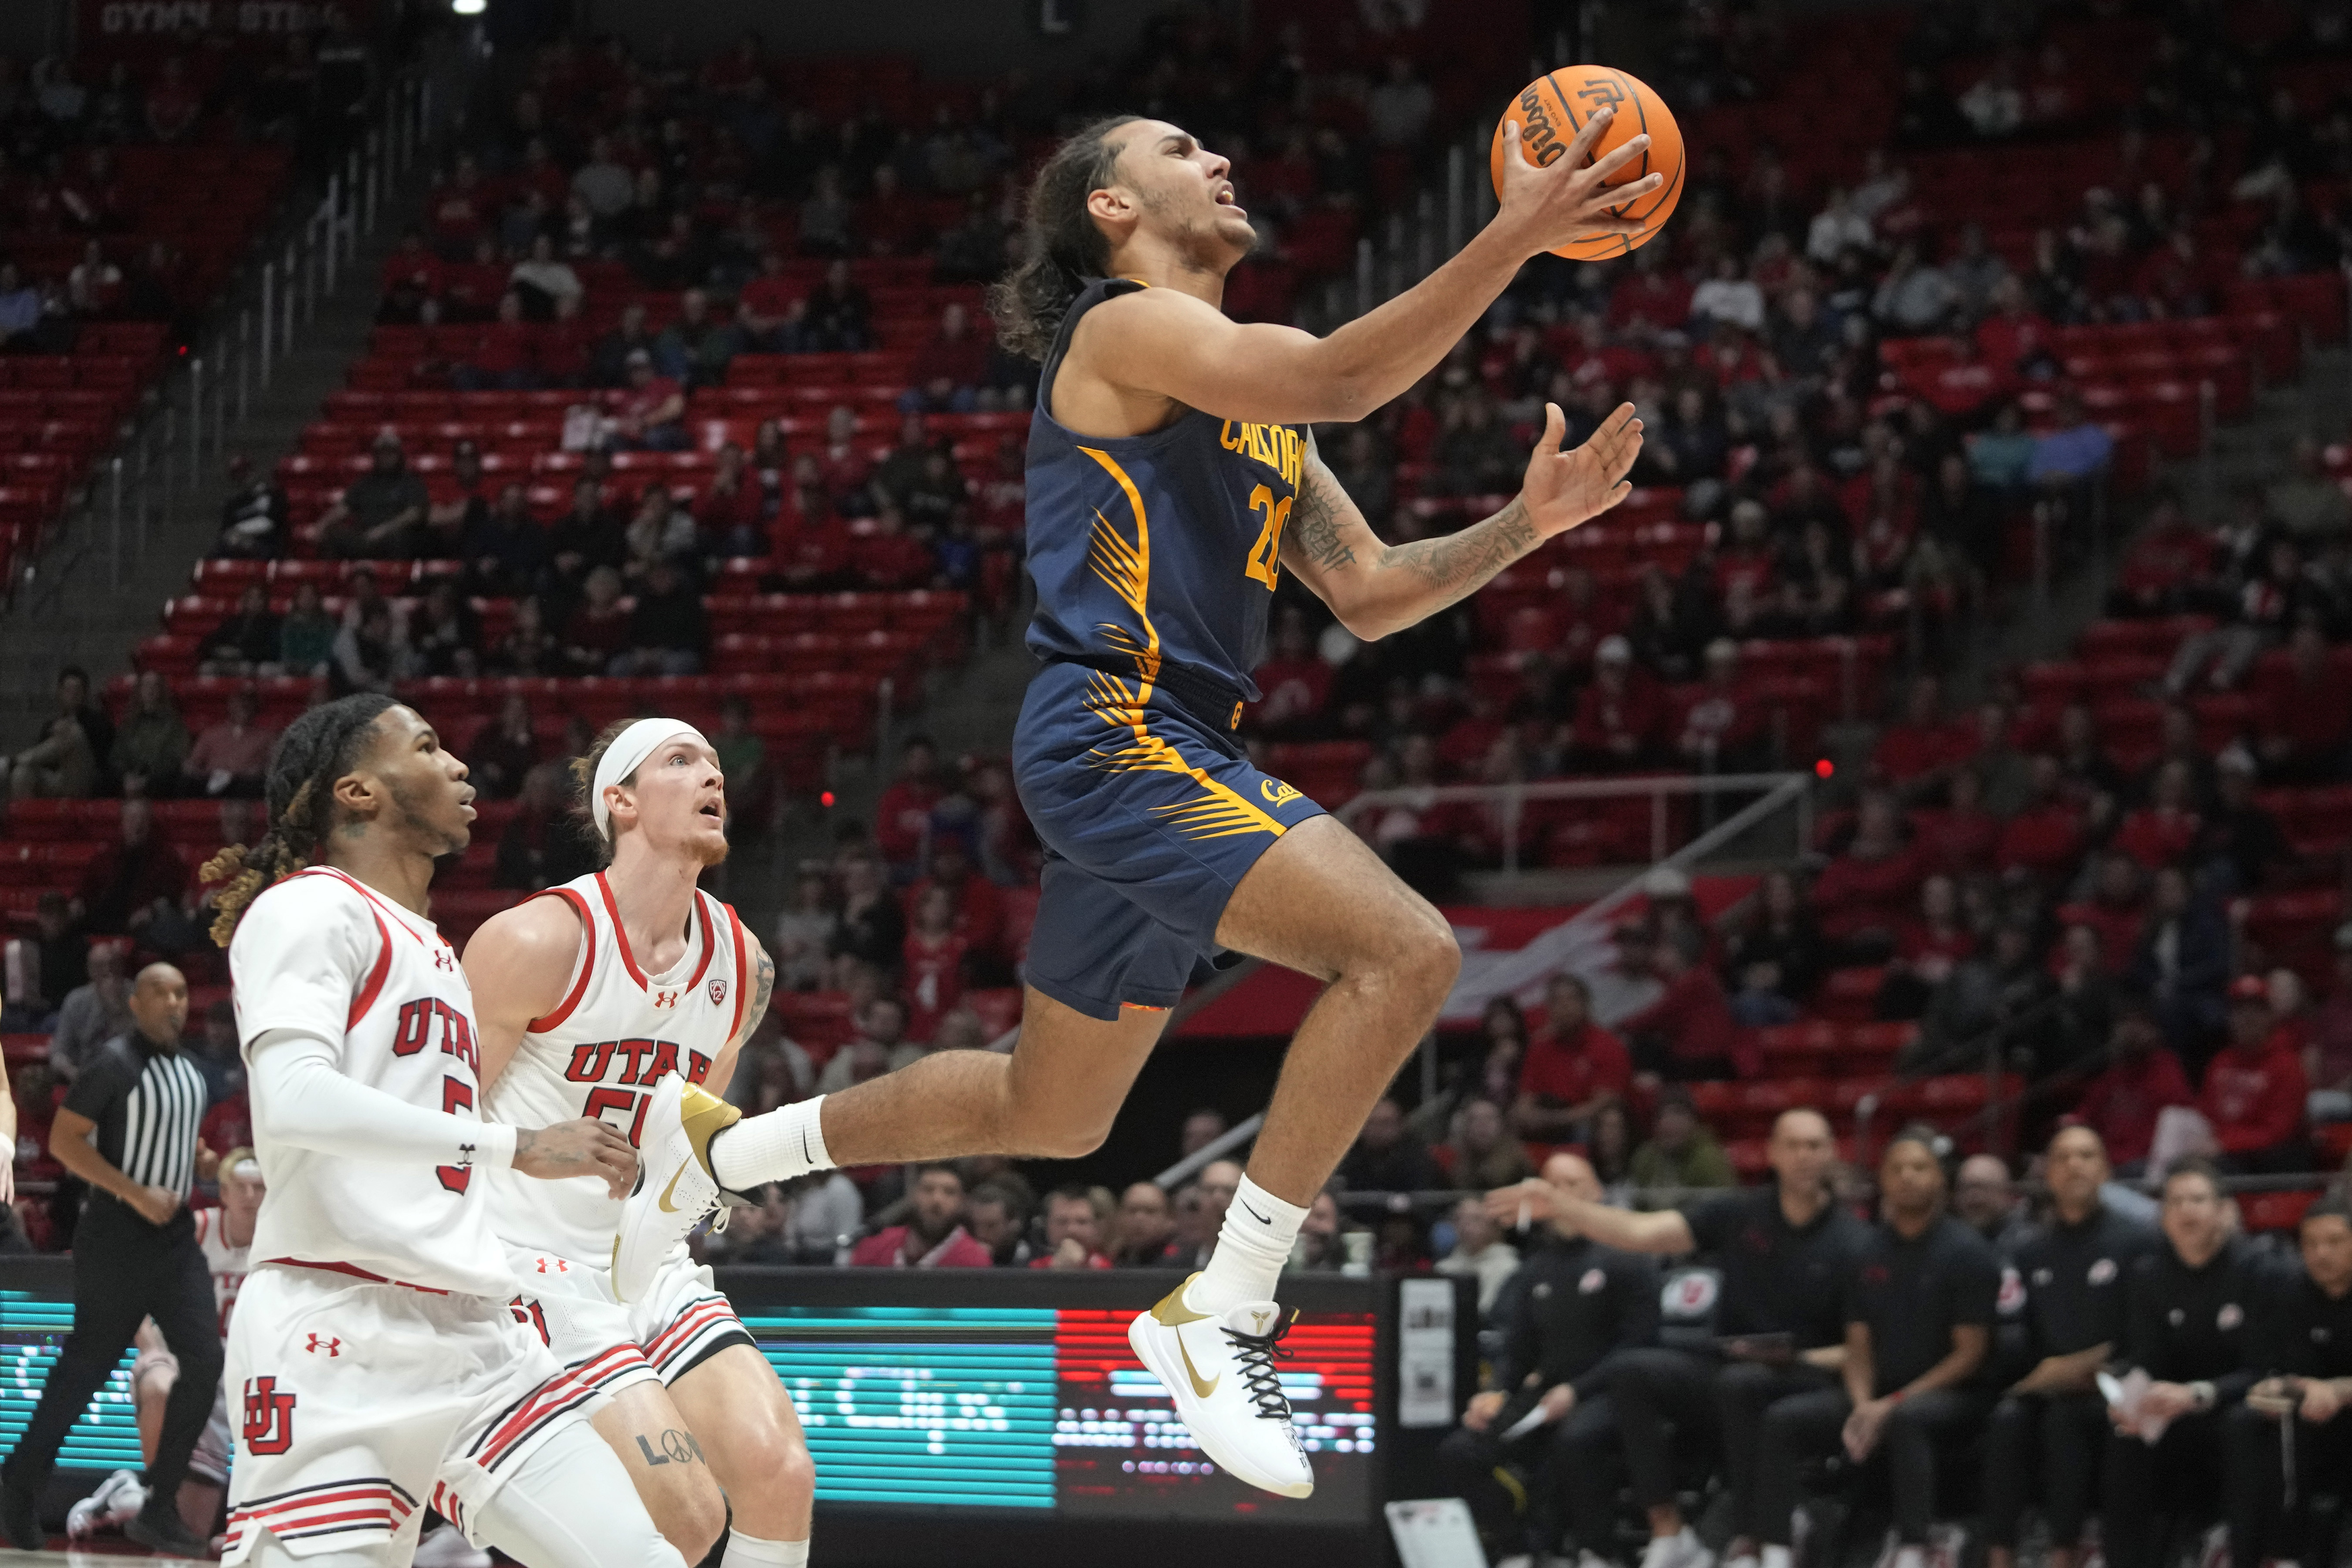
[
  {"left": 1984, "top": 1125, "right": 2159, "bottom": 1568},
  {"left": 2223, "top": 1196, "right": 2352, "bottom": 1568},
  {"left": 2102, "top": 1157, "right": 2264, "bottom": 1568},
  {"left": 1441, "top": 1151, "right": 1659, "bottom": 1565}
]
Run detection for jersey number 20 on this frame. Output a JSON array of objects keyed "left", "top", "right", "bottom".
[{"left": 1245, "top": 486, "right": 1291, "bottom": 589}]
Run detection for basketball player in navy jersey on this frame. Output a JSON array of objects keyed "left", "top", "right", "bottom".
[{"left": 616, "top": 107, "right": 1656, "bottom": 1496}]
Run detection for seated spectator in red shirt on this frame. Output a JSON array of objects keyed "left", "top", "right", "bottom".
[
  {"left": 1812, "top": 789, "right": 1923, "bottom": 947},
  {"left": 1879, "top": 873, "right": 1976, "bottom": 1020},
  {"left": 2133, "top": 224, "right": 2226, "bottom": 319},
  {"left": 1252, "top": 606, "right": 1333, "bottom": 737},
  {"left": 850, "top": 502, "right": 936, "bottom": 589},
  {"left": 2058, "top": 851, "right": 2149, "bottom": 977},
  {"left": 900, "top": 885, "right": 969, "bottom": 1043},
  {"left": 1619, "top": 935, "right": 1749, "bottom": 1081},
  {"left": 1873, "top": 674, "right": 1974, "bottom": 797},
  {"left": 2072, "top": 999, "right": 2196, "bottom": 1172},
  {"left": 2051, "top": 702, "right": 2127, "bottom": 829},
  {"left": 181, "top": 685, "right": 277, "bottom": 798},
  {"left": 2254, "top": 619, "right": 2352, "bottom": 785},
  {"left": 2200, "top": 975, "right": 2311, "bottom": 1172},
  {"left": 1913, "top": 764, "right": 2001, "bottom": 877},
  {"left": 849, "top": 1164, "right": 994, "bottom": 1267},
  {"left": 456, "top": 290, "right": 539, "bottom": 391},
  {"left": 1030, "top": 1185, "right": 1114, "bottom": 1271},
  {"left": 1608, "top": 247, "right": 1693, "bottom": 330},
  {"left": 1511, "top": 973, "right": 1630, "bottom": 1139},
  {"left": 426, "top": 155, "right": 495, "bottom": 253},
  {"left": 1675, "top": 639, "right": 1769, "bottom": 772},
  {"left": 1571, "top": 635, "right": 1664, "bottom": 770},
  {"left": 908, "top": 837, "right": 1005, "bottom": 969},
  {"left": 873, "top": 734, "right": 942, "bottom": 872},
  {"left": 1713, "top": 500, "right": 1778, "bottom": 603},
  {"left": 2112, "top": 757, "right": 2202, "bottom": 870},
  {"left": 144, "top": 56, "right": 204, "bottom": 142},
  {"left": 901, "top": 300, "right": 991, "bottom": 415},
  {"left": 1995, "top": 755, "right": 2087, "bottom": 881},
  {"left": 610, "top": 351, "right": 687, "bottom": 451}
]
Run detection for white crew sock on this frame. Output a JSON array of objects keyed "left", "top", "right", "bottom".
[
  {"left": 710, "top": 1095, "right": 832, "bottom": 1190},
  {"left": 722, "top": 1531, "right": 808, "bottom": 1568},
  {"left": 1760, "top": 1545, "right": 1792, "bottom": 1568},
  {"left": 1190, "top": 1176, "right": 1307, "bottom": 1312}
]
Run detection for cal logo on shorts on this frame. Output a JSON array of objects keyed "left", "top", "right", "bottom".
[{"left": 1260, "top": 777, "right": 1302, "bottom": 808}]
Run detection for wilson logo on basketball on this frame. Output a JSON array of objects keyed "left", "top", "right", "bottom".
[{"left": 242, "top": 1377, "right": 297, "bottom": 1454}]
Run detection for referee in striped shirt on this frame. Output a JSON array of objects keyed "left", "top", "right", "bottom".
[{"left": 0, "top": 962, "right": 216, "bottom": 1558}]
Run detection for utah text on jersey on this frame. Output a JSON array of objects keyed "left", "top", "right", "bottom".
[{"left": 562, "top": 1038, "right": 715, "bottom": 1146}]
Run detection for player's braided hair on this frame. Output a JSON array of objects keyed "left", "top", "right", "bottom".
[
  {"left": 987, "top": 114, "right": 1142, "bottom": 363},
  {"left": 201, "top": 693, "right": 399, "bottom": 947},
  {"left": 566, "top": 716, "right": 647, "bottom": 868}
]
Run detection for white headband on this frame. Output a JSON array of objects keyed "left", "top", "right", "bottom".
[
  {"left": 228, "top": 1158, "right": 262, "bottom": 1181},
  {"left": 591, "top": 718, "right": 712, "bottom": 842}
]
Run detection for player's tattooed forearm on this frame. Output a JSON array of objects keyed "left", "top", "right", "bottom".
[
  {"left": 1291, "top": 466, "right": 1357, "bottom": 571},
  {"left": 1389, "top": 496, "right": 1535, "bottom": 605},
  {"left": 742, "top": 947, "right": 777, "bottom": 1043}
]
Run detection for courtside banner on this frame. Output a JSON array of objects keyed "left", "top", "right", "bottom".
[{"left": 80, "top": 0, "right": 374, "bottom": 43}]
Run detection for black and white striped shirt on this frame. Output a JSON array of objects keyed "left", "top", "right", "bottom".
[{"left": 63, "top": 1031, "right": 209, "bottom": 1203}]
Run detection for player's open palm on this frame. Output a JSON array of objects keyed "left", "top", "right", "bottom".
[
  {"left": 1522, "top": 400, "right": 1642, "bottom": 539},
  {"left": 517, "top": 1116, "right": 640, "bottom": 1198},
  {"left": 1495, "top": 112, "right": 1663, "bottom": 256}
]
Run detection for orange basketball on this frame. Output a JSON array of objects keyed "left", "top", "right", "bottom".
[{"left": 1489, "top": 64, "right": 1683, "bottom": 260}]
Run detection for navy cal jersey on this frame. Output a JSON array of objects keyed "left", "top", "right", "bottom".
[{"left": 1023, "top": 276, "right": 1307, "bottom": 701}]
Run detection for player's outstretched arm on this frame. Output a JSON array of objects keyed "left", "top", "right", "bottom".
[
  {"left": 1282, "top": 402, "right": 1642, "bottom": 640},
  {"left": 463, "top": 895, "right": 588, "bottom": 1095},
  {"left": 1081, "top": 115, "right": 1659, "bottom": 426}
]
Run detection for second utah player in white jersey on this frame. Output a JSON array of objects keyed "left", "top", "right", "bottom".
[
  {"left": 463, "top": 718, "right": 814, "bottom": 1568},
  {"left": 207, "top": 694, "right": 687, "bottom": 1568}
]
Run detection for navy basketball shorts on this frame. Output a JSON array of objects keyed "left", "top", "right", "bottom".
[{"left": 1013, "top": 659, "right": 1326, "bottom": 1021}]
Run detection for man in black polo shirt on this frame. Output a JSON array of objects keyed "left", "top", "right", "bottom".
[
  {"left": 0, "top": 963, "right": 213, "bottom": 1557},
  {"left": 1489, "top": 1107, "right": 1868, "bottom": 1568},
  {"left": 1443, "top": 1151, "right": 1658, "bottom": 1568},
  {"left": 1752, "top": 1127, "right": 1997, "bottom": 1568},
  {"left": 2222, "top": 1197, "right": 2352, "bottom": 1568},
  {"left": 2102, "top": 1156, "right": 2262, "bottom": 1568},
  {"left": 1983, "top": 1125, "right": 2158, "bottom": 1568}
]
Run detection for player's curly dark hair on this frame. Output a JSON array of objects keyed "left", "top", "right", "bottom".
[
  {"left": 201, "top": 693, "right": 399, "bottom": 947},
  {"left": 566, "top": 716, "right": 647, "bottom": 868},
  {"left": 987, "top": 114, "right": 1141, "bottom": 363}
]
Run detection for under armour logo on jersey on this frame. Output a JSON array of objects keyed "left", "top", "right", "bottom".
[
  {"left": 304, "top": 1334, "right": 341, "bottom": 1356},
  {"left": 653, "top": 990, "right": 679, "bottom": 1010},
  {"left": 433, "top": 950, "right": 456, "bottom": 972},
  {"left": 242, "top": 1377, "right": 297, "bottom": 1454}
]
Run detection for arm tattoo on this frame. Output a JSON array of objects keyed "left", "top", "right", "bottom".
[
  {"left": 737, "top": 947, "right": 776, "bottom": 1048},
  {"left": 1291, "top": 464, "right": 1358, "bottom": 571},
  {"left": 1382, "top": 496, "right": 1538, "bottom": 611}
]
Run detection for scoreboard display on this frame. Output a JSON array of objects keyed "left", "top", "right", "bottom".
[{"left": 0, "top": 1261, "right": 1418, "bottom": 1536}]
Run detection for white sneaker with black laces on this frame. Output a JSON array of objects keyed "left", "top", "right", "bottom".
[
  {"left": 1127, "top": 1274, "right": 1313, "bottom": 1498},
  {"left": 609, "top": 1075, "right": 740, "bottom": 1301},
  {"left": 64, "top": 1469, "right": 144, "bottom": 1539}
]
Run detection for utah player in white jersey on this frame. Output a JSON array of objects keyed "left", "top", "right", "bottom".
[
  {"left": 202, "top": 693, "right": 688, "bottom": 1568},
  {"left": 464, "top": 718, "right": 814, "bottom": 1568},
  {"left": 74, "top": 1147, "right": 264, "bottom": 1545}
]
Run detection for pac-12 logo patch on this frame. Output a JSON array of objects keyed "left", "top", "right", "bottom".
[
  {"left": 709, "top": 978, "right": 727, "bottom": 1007},
  {"left": 1260, "top": 777, "right": 1302, "bottom": 807},
  {"left": 242, "top": 1376, "right": 297, "bottom": 1454}
]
